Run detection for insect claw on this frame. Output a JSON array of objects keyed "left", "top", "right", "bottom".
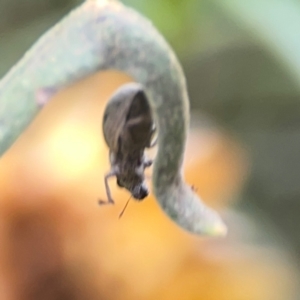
[
  {"left": 98, "top": 198, "right": 115, "bottom": 205},
  {"left": 149, "top": 137, "right": 158, "bottom": 148},
  {"left": 191, "top": 185, "right": 198, "bottom": 192},
  {"left": 144, "top": 159, "right": 153, "bottom": 168}
]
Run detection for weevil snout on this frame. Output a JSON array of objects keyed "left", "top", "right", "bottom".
[{"left": 132, "top": 183, "right": 149, "bottom": 200}]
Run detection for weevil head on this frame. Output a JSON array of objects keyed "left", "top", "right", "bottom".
[
  {"left": 131, "top": 182, "right": 149, "bottom": 200},
  {"left": 114, "top": 152, "right": 151, "bottom": 200},
  {"left": 116, "top": 172, "right": 149, "bottom": 201}
]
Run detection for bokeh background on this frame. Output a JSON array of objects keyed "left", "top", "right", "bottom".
[{"left": 0, "top": 0, "right": 300, "bottom": 299}]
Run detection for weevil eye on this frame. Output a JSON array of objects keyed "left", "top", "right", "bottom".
[{"left": 117, "top": 178, "right": 124, "bottom": 188}]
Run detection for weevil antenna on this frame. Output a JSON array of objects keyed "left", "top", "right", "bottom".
[{"left": 119, "top": 195, "right": 132, "bottom": 219}]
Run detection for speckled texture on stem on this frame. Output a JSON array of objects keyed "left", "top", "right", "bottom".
[{"left": 0, "top": 0, "right": 226, "bottom": 236}]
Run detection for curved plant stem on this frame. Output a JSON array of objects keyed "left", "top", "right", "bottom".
[{"left": 0, "top": 0, "right": 226, "bottom": 236}]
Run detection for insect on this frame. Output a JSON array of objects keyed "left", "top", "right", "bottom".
[{"left": 99, "top": 82, "right": 157, "bottom": 206}]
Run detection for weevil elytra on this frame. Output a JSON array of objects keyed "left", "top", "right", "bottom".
[{"left": 100, "top": 82, "right": 157, "bottom": 205}]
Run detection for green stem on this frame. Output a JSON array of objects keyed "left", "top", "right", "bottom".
[{"left": 0, "top": 0, "right": 226, "bottom": 236}]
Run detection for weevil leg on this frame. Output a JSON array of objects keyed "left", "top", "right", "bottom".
[
  {"left": 98, "top": 169, "right": 118, "bottom": 205},
  {"left": 148, "top": 124, "right": 158, "bottom": 148},
  {"left": 149, "top": 137, "right": 158, "bottom": 148},
  {"left": 191, "top": 185, "right": 198, "bottom": 192},
  {"left": 143, "top": 157, "right": 153, "bottom": 180},
  {"left": 144, "top": 159, "right": 153, "bottom": 168}
]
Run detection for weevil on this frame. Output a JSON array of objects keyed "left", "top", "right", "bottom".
[{"left": 99, "top": 82, "right": 157, "bottom": 205}]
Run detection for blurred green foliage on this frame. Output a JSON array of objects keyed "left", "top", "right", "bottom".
[
  {"left": 124, "top": 0, "right": 200, "bottom": 51},
  {"left": 125, "top": 0, "right": 300, "bottom": 89}
]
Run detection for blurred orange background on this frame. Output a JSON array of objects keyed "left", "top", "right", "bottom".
[{"left": 0, "top": 71, "right": 297, "bottom": 300}]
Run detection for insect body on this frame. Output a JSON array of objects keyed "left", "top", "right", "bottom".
[{"left": 100, "top": 82, "right": 156, "bottom": 205}]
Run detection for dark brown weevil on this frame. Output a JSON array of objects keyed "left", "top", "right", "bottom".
[{"left": 99, "top": 82, "right": 157, "bottom": 205}]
